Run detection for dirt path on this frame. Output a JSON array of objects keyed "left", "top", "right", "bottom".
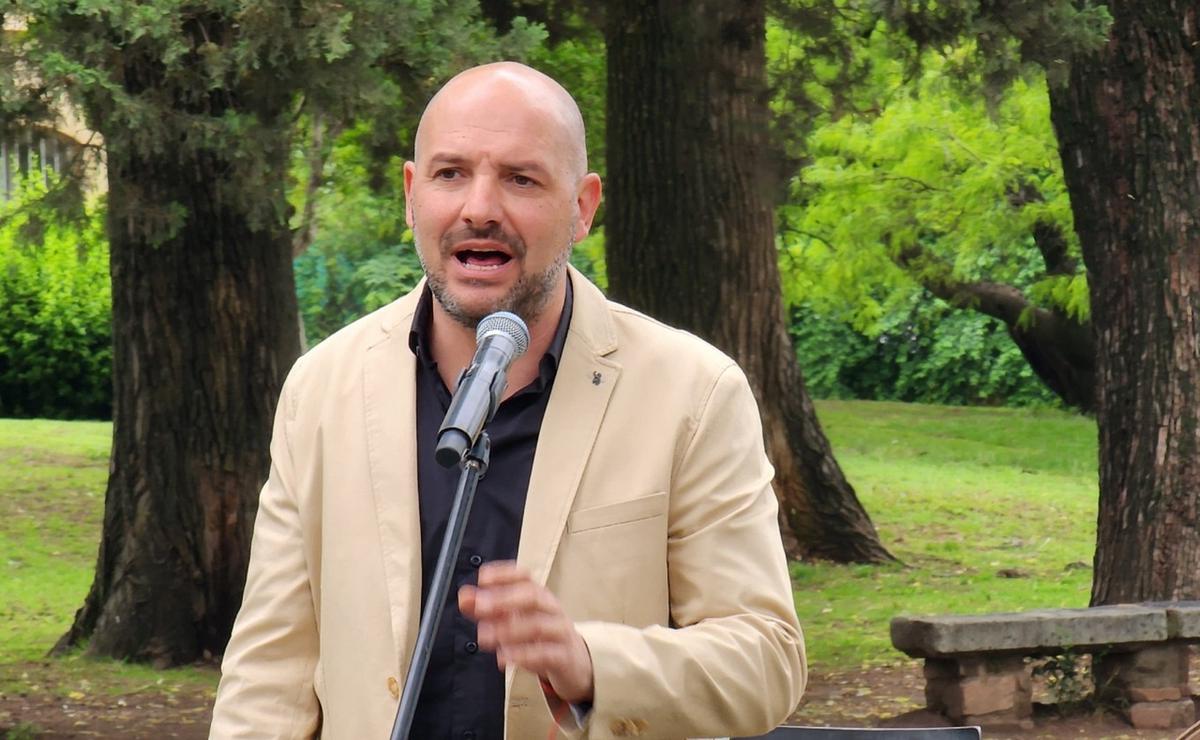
[
  {"left": 796, "top": 663, "right": 1184, "bottom": 739},
  {"left": 0, "top": 662, "right": 1190, "bottom": 738}
]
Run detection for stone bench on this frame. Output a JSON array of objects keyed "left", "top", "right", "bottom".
[{"left": 890, "top": 602, "right": 1200, "bottom": 731}]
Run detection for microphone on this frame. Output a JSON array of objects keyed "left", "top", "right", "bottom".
[{"left": 435, "top": 311, "right": 531, "bottom": 467}]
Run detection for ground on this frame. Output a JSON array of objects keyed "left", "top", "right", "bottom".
[{"left": 0, "top": 661, "right": 1191, "bottom": 739}]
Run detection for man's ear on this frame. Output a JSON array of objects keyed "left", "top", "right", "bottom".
[
  {"left": 574, "top": 173, "right": 603, "bottom": 242},
  {"left": 403, "top": 161, "right": 416, "bottom": 227}
]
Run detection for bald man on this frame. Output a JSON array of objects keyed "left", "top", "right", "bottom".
[{"left": 210, "top": 63, "right": 805, "bottom": 740}]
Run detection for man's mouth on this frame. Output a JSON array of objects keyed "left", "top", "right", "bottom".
[
  {"left": 455, "top": 249, "right": 513, "bottom": 269},
  {"left": 451, "top": 239, "right": 517, "bottom": 271}
]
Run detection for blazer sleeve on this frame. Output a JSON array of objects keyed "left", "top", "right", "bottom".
[
  {"left": 569, "top": 362, "right": 807, "bottom": 739},
  {"left": 209, "top": 374, "right": 322, "bottom": 740}
]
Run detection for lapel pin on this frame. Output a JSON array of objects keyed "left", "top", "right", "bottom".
[{"left": 592, "top": 371, "right": 603, "bottom": 386}]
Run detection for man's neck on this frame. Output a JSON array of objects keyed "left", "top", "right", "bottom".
[{"left": 429, "top": 279, "right": 567, "bottom": 400}]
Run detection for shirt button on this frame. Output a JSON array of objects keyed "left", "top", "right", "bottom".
[
  {"left": 465, "top": 640, "right": 479, "bottom": 654},
  {"left": 469, "top": 554, "right": 483, "bottom": 567}
]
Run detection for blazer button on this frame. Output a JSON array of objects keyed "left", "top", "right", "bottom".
[{"left": 387, "top": 676, "right": 400, "bottom": 700}]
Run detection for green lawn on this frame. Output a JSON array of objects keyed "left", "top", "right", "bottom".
[
  {"left": 805, "top": 400, "right": 1097, "bottom": 669},
  {"left": 0, "top": 400, "right": 1099, "bottom": 689},
  {"left": 0, "top": 419, "right": 109, "bottom": 663},
  {"left": 0, "top": 418, "right": 215, "bottom": 696}
]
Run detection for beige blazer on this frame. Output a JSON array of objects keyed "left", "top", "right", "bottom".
[{"left": 210, "top": 268, "right": 805, "bottom": 740}]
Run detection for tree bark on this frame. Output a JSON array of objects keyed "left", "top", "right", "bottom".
[
  {"left": 605, "top": 0, "right": 894, "bottom": 562},
  {"left": 54, "top": 50, "right": 300, "bottom": 666},
  {"left": 1047, "top": 0, "right": 1200, "bottom": 603}
]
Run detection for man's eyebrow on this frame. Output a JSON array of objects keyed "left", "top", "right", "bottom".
[
  {"left": 426, "top": 153, "right": 468, "bottom": 168},
  {"left": 503, "top": 161, "right": 551, "bottom": 175},
  {"left": 423, "top": 154, "right": 555, "bottom": 178}
]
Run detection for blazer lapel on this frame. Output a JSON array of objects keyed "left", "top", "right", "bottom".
[
  {"left": 516, "top": 269, "right": 621, "bottom": 587},
  {"left": 362, "top": 292, "right": 424, "bottom": 683}
]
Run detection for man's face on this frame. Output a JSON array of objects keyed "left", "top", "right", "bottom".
[{"left": 404, "top": 77, "right": 599, "bottom": 328}]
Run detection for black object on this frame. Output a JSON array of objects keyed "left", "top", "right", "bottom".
[
  {"left": 737, "top": 725, "right": 982, "bottom": 740},
  {"left": 435, "top": 311, "right": 530, "bottom": 468},
  {"left": 391, "top": 433, "right": 492, "bottom": 740}
]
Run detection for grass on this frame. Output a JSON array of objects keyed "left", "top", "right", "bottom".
[
  {"left": 0, "top": 419, "right": 109, "bottom": 663},
  {"left": 0, "top": 400, "right": 1100, "bottom": 693},
  {"left": 803, "top": 400, "right": 1097, "bottom": 670},
  {"left": 0, "top": 418, "right": 217, "bottom": 699}
]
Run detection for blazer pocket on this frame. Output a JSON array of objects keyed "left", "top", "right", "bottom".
[{"left": 567, "top": 492, "right": 668, "bottom": 533}]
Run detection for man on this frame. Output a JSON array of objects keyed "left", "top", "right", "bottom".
[{"left": 210, "top": 62, "right": 805, "bottom": 739}]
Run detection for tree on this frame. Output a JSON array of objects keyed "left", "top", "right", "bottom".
[
  {"left": 884, "top": 0, "right": 1200, "bottom": 602},
  {"left": 786, "top": 52, "right": 1095, "bottom": 411},
  {"left": 2, "top": 0, "right": 540, "bottom": 665},
  {"left": 1045, "top": 1, "right": 1200, "bottom": 604},
  {"left": 604, "top": 0, "right": 894, "bottom": 562}
]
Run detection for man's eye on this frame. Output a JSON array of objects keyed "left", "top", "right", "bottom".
[
  {"left": 512, "top": 174, "right": 536, "bottom": 187},
  {"left": 433, "top": 169, "right": 460, "bottom": 180}
]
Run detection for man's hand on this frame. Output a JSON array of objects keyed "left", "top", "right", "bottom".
[{"left": 459, "top": 561, "right": 595, "bottom": 704}]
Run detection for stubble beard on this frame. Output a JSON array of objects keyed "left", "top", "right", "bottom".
[{"left": 418, "top": 227, "right": 575, "bottom": 330}]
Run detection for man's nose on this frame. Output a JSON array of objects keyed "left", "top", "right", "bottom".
[{"left": 460, "top": 175, "right": 502, "bottom": 227}]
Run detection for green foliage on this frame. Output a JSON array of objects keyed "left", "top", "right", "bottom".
[
  {"left": 291, "top": 119, "right": 423, "bottom": 344},
  {"left": 0, "top": 175, "right": 110, "bottom": 419},
  {"left": 569, "top": 229, "right": 606, "bottom": 291},
  {"left": 766, "top": 0, "right": 885, "bottom": 149},
  {"left": 2, "top": 722, "right": 43, "bottom": 740},
  {"left": 1031, "top": 650, "right": 1093, "bottom": 706},
  {"left": 784, "top": 54, "right": 1083, "bottom": 326},
  {"left": 792, "top": 294, "right": 1060, "bottom": 408},
  {"left": 877, "top": 0, "right": 1111, "bottom": 93},
  {"left": 4, "top": 0, "right": 546, "bottom": 242}
]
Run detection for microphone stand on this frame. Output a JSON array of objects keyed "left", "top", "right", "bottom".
[{"left": 389, "top": 432, "right": 491, "bottom": 740}]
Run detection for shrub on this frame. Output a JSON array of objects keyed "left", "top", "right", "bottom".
[
  {"left": 791, "top": 292, "right": 1062, "bottom": 408},
  {"left": 0, "top": 177, "right": 111, "bottom": 419}
]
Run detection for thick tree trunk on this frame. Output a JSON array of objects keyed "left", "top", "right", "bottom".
[
  {"left": 605, "top": 0, "right": 894, "bottom": 562},
  {"left": 54, "top": 56, "right": 300, "bottom": 664},
  {"left": 1047, "top": 0, "right": 1200, "bottom": 603}
]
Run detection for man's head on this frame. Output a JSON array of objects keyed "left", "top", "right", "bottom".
[{"left": 404, "top": 62, "right": 602, "bottom": 328}]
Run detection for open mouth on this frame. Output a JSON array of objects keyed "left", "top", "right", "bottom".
[{"left": 454, "top": 249, "right": 513, "bottom": 270}]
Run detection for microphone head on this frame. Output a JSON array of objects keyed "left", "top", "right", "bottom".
[{"left": 476, "top": 311, "right": 531, "bottom": 358}]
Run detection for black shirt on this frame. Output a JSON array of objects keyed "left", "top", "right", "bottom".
[{"left": 407, "top": 280, "right": 573, "bottom": 740}]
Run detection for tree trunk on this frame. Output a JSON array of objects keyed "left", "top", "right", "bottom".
[
  {"left": 1047, "top": 0, "right": 1200, "bottom": 603},
  {"left": 605, "top": 0, "right": 894, "bottom": 562},
  {"left": 54, "top": 62, "right": 300, "bottom": 665}
]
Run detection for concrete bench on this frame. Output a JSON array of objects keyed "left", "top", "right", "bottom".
[{"left": 890, "top": 602, "right": 1200, "bottom": 731}]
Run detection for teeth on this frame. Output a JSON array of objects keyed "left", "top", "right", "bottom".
[{"left": 461, "top": 261, "right": 504, "bottom": 271}]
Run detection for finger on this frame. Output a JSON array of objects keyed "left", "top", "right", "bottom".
[
  {"left": 491, "top": 611, "right": 571, "bottom": 648},
  {"left": 474, "top": 610, "right": 565, "bottom": 652},
  {"left": 472, "top": 582, "right": 559, "bottom": 620},
  {"left": 492, "top": 641, "right": 570, "bottom": 677},
  {"left": 475, "top": 617, "right": 497, "bottom": 652},
  {"left": 458, "top": 584, "right": 478, "bottom": 619},
  {"left": 476, "top": 561, "right": 531, "bottom": 588}
]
